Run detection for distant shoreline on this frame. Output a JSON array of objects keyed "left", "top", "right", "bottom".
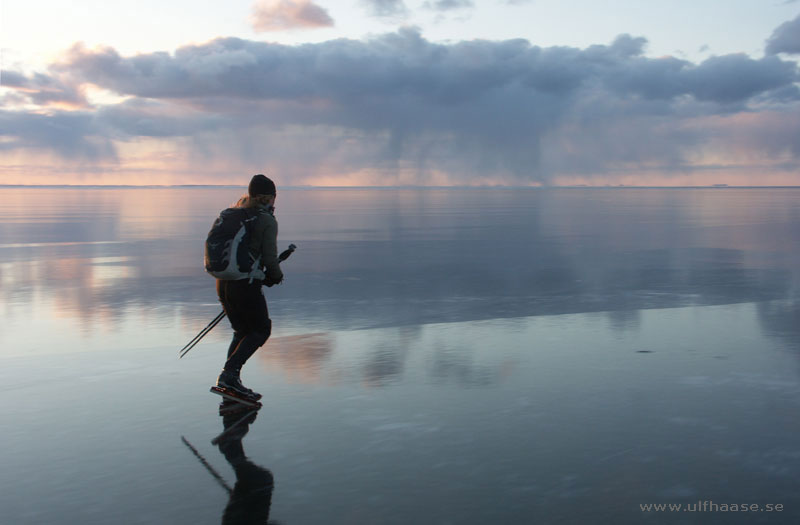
[{"left": 2, "top": 184, "right": 800, "bottom": 190}]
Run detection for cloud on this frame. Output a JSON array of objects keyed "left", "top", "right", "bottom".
[
  {"left": 4, "top": 28, "right": 800, "bottom": 184},
  {"left": 0, "top": 109, "right": 114, "bottom": 159},
  {"left": 424, "top": 0, "right": 474, "bottom": 11},
  {"left": 606, "top": 53, "right": 797, "bottom": 104},
  {"left": 766, "top": 13, "right": 800, "bottom": 54},
  {"left": 95, "top": 98, "right": 223, "bottom": 138},
  {"left": 361, "top": 0, "right": 409, "bottom": 18},
  {"left": 58, "top": 31, "right": 794, "bottom": 106},
  {"left": 250, "top": 0, "right": 334, "bottom": 32},
  {"left": 1, "top": 70, "right": 86, "bottom": 107}
]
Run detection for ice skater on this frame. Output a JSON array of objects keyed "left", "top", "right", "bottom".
[{"left": 213, "top": 174, "right": 284, "bottom": 403}]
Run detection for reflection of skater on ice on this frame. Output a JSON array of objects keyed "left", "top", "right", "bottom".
[
  {"left": 216, "top": 403, "right": 277, "bottom": 525},
  {"left": 181, "top": 403, "right": 278, "bottom": 525}
]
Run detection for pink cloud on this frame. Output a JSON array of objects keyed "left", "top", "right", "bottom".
[{"left": 250, "top": 0, "right": 334, "bottom": 32}]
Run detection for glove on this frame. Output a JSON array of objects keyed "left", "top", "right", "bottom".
[{"left": 262, "top": 275, "right": 283, "bottom": 287}]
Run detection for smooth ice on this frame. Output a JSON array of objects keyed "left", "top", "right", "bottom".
[{"left": 2, "top": 187, "right": 800, "bottom": 524}]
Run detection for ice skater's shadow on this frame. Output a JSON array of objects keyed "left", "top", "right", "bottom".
[{"left": 214, "top": 403, "right": 279, "bottom": 525}]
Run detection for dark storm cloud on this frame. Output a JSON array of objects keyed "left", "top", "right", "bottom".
[
  {"left": 766, "top": 13, "right": 800, "bottom": 54},
  {"left": 57, "top": 31, "right": 795, "bottom": 107},
  {"left": 6, "top": 27, "right": 800, "bottom": 182},
  {"left": 607, "top": 53, "right": 797, "bottom": 104}
]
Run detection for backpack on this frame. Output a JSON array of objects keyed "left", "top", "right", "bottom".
[{"left": 204, "top": 207, "right": 265, "bottom": 280}]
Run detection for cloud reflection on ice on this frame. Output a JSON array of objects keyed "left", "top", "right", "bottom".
[{"left": 1, "top": 187, "right": 800, "bottom": 357}]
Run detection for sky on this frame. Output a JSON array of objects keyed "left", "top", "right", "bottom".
[{"left": 1, "top": 0, "right": 800, "bottom": 186}]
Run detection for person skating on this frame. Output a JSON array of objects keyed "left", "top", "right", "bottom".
[{"left": 214, "top": 174, "right": 283, "bottom": 403}]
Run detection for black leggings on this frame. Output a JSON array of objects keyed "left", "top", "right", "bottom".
[{"left": 216, "top": 279, "right": 272, "bottom": 373}]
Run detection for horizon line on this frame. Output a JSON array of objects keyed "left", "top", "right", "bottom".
[{"left": 2, "top": 184, "right": 800, "bottom": 190}]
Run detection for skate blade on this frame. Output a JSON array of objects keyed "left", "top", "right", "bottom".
[{"left": 210, "top": 386, "right": 262, "bottom": 408}]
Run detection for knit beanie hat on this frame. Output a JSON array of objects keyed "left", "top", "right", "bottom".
[{"left": 248, "top": 174, "right": 276, "bottom": 197}]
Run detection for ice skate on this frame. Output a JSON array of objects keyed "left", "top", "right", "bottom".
[{"left": 211, "top": 371, "right": 262, "bottom": 407}]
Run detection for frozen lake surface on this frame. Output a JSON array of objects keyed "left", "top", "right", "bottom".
[{"left": 2, "top": 187, "right": 800, "bottom": 523}]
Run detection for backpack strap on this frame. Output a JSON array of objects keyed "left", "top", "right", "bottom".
[{"left": 240, "top": 207, "right": 265, "bottom": 283}]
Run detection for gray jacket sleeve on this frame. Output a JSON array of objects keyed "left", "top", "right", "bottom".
[{"left": 252, "top": 207, "right": 283, "bottom": 283}]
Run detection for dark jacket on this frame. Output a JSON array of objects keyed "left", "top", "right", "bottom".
[{"left": 249, "top": 204, "right": 283, "bottom": 284}]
